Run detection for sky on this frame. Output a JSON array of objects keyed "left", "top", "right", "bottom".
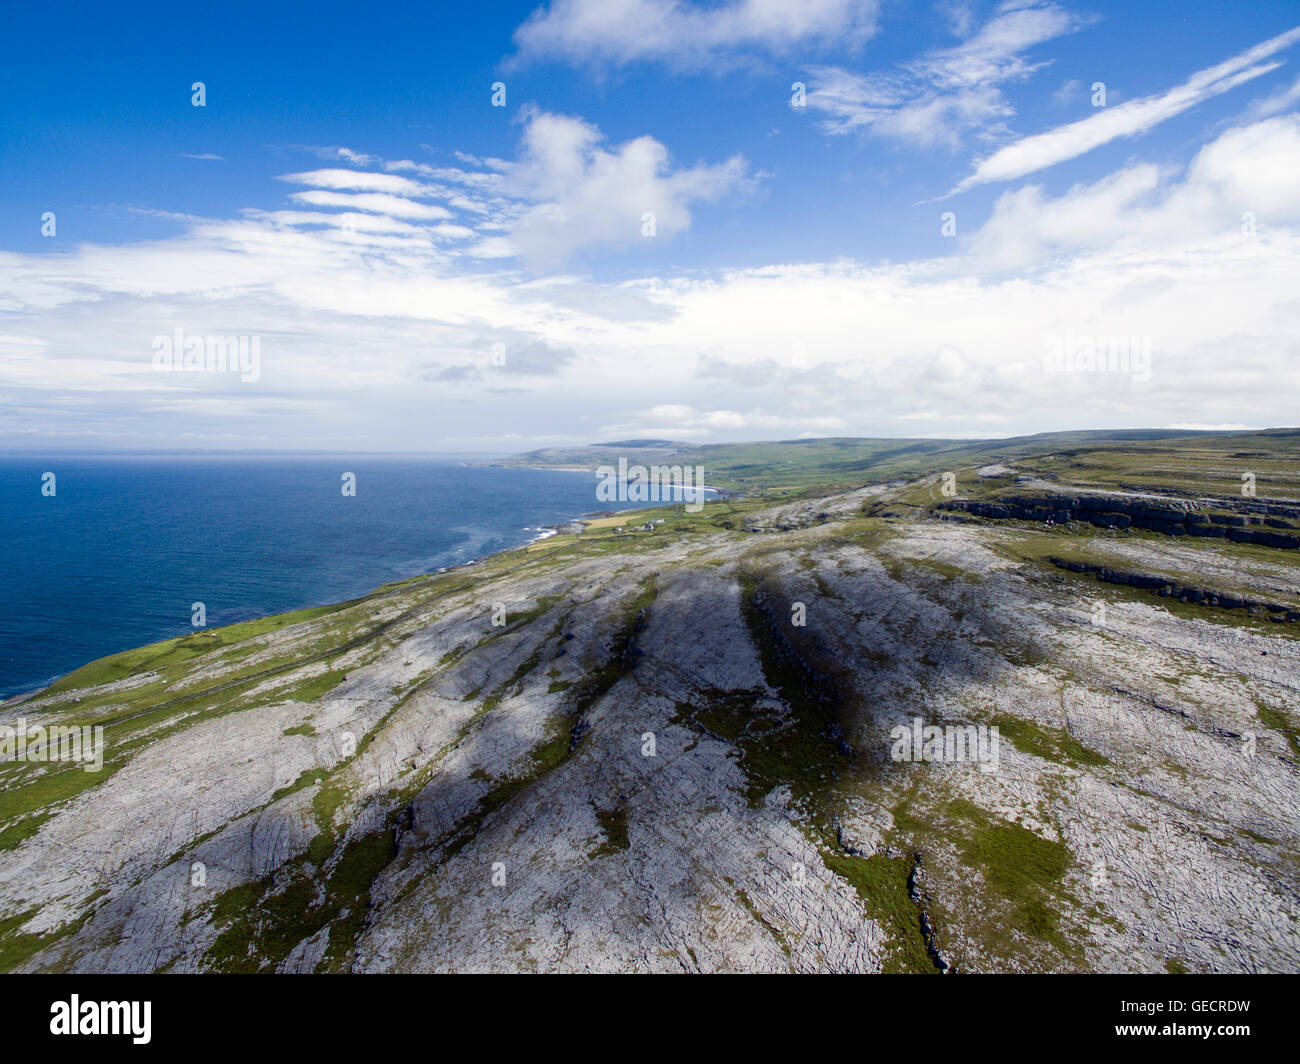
[{"left": 2, "top": 0, "right": 1299, "bottom": 452}]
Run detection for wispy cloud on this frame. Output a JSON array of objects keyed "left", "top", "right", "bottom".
[
  {"left": 278, "top": 169, "right": 434, "bottom": 196},
  {"left": 509, "top": 0, "right": 880, "bottom": 71},
  {"left": 916, "top": 0, "right": 1086, "bottom": 87},
  {"left": 296, "top": 145, "right": 382, "bottom": 166},
  {"left": 947, "top": 23, "right": 1300, "bottom": 194},
  {"left": 286, "top": 189, "right": 454, "bottom": 221},
  {"left": 805, "top": 1, "right": 1088, "bottom": 148},
  {"left": 1243, "top": 69, "right": 1300, "bottom": 121}
]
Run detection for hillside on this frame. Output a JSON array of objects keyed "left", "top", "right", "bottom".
[
  {"left": 2, "top": 429, "right": 1298, "bottom": 973},
  {"left": 497, "top": 427, "right": 1300, "bottom": 496}
]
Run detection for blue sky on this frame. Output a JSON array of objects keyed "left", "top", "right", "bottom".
[{"left": 3, "top": 0, "right": 1300, "bottom": 450}]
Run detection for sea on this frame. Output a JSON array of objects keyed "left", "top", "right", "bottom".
[{"left": 0, "top": 454, "right": 653, "bottom": 700}]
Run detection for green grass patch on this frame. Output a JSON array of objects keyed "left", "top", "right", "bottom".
[
  {"left": 824, "top": 853, "right": 937, "bottom": 973},
  {"left": 591, "top": 804, "right": 631, "bottom": 857},
  {"left": 202, "top": 819, "right": 399, "bottom": 974},
  {"left": 44, "top": 600, "right": 360, "bottom": 695},
  {"left": 0, "top": 891, "right": 106, "bottom": 973},
  {"left": 1254, "top": 701, "right": 1300, "bottom": 756},
  {"left": 0, "top": 811, "right": 53, "bottom": 851},
  {"left": 991, "top": 714, "right": 1109, "bottom": 768},
  {"left": 944, "top": 797, "right": 1081, "bottom": 966},
  {"left": 277, "top": 669, "right": 348, "bottom": 704}
]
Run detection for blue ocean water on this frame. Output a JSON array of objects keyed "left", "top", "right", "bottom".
[{"left": 0, "top": 455, "right": 635, "bottom": 700}]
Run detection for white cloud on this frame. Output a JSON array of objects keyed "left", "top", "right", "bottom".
[
  {"left": 805, "top": 65, "right": 1016, "bottom": 147},
  {"left": 1051, "top": 78, "right": 1081, "bottom": 106},
  {"left": 2, "top": 116, "right": 1299, "bottom": 450},
  {"left": 430, "top": 224, "right": 478, "bottom": 241},
  {"left": 249, "top": 209, "right": 425, "bottom": 235},
  {"left": 948, "top": 23, "right": 1300, "bottom": 193},
  {"left": 504, "top": 109, "right": 752, "bottom": 269},
  {"left": 278, "top": 169, "right": 434, "bottom": 197},
  {"left": 300, "top": 146, "right": 382, "bottom": 166},
  {"left": 263, "top": 115, "right": 755, "bottom": 270},
  {"left": 510, "top": 0, "right": 880, "bottom": 70},
  {"left": 936, "top": 0, "right": 976, "bottom": 39},
  {"left": 1242, "top": 70, "right": 1300, "bottom": 121},
  {"left": 916, "top": 0, "right": 1084, "bottom": 88},
  {"left": 806, "top": 1, "right": 1085, "bottom": 148},
  {"left": 967, "top": 115, "right": 1300, "bottom": 269},
  {"left": 287, "top": 190, "right": 454, "bottom": 220},
  {"left": 601, "top": 405, "right": 846, "bottom": 437}
]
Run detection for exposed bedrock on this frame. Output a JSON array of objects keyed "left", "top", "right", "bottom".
[{"left": 941, "top": 492, "right": 1300, "bottom": 548}]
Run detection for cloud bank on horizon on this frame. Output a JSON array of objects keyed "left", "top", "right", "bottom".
[{"left": 2, "top": 0, "right": 1298, "bottom": 452}]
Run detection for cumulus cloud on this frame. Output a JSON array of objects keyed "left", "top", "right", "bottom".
[
  {"left": 266, "top": 113, "right": 752, "bottom": 270},
  {"left": 967, "top": 115, "right": 1300, "bottom": 269},
  {"left": 504, "top": 109, "right": 752, "bottom": 270},
  {"left": 509, "top": 0, "right": 879, "bottom": 71}
]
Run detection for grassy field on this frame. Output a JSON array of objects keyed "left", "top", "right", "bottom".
[{"left": 498, "top": 427, "right": 1300, "bottom": 498}]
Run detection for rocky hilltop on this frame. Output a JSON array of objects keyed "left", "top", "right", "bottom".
[{"left": 2, "top": 430, "right": 1298, "bottom": 973}]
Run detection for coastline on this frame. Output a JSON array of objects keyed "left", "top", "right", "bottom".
[
  {"left": 2, "top": 459, "right": 730, "bottom": 706},
  {"left": 0, "top": 460, "right": 652, "bottom": 705},
  {"left": 1, "top": 489, "right": 698, "bottom": 708}
]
